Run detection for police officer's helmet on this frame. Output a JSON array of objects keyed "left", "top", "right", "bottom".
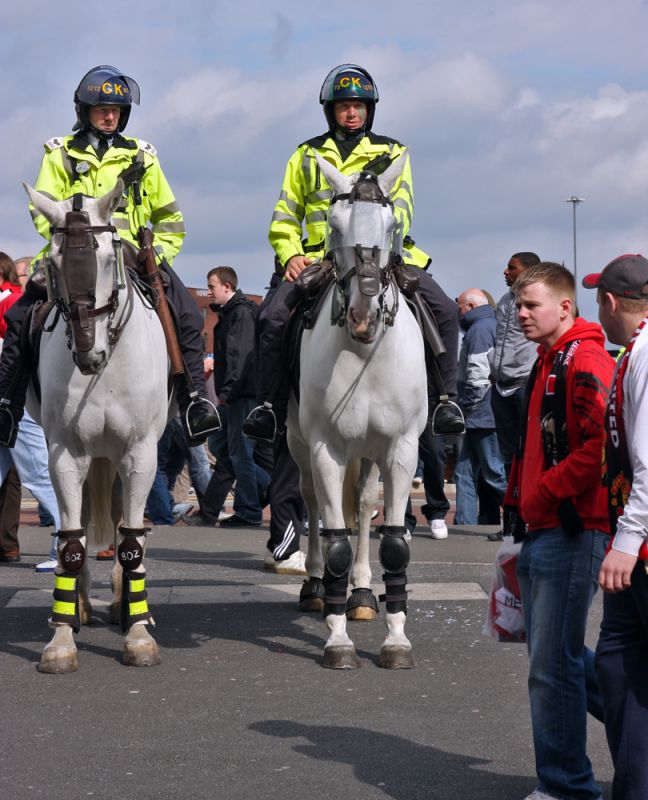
[
  {"left": 74, "top": 65, "right": 141, "bottom": 133},
  {"left": 319, "top": 64, "right": 379, "bottom": 132}
]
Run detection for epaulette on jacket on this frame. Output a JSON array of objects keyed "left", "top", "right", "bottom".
[
  {"left": 137, "top": 139, "right": 157, "bottom": 157},
  {"left": 44, "top": 137, "right": 66, "bottom": 152}
]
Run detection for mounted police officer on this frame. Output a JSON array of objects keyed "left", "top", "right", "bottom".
[
  {"left": 243, "top": 63, "right": 464, "bottom": 443},
  {"left": 0, "top": 65, "right": 219, "bottom": 447}
]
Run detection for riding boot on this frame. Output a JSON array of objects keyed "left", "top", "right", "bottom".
[
  {"left": 0, "top": 293, "right": 36, "bottom": 448},
  {"left": 243, "top": 276, "right": 295, "bottom": 445},
  {"left": 159, "top": 261, "right": 221, "bottom": 445}
]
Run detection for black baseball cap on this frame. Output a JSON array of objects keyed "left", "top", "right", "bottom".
[{"left": 582, "top": 254, "right": 648, "bottom": 299}]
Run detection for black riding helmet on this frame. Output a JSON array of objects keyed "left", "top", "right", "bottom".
[
  {"left": 73, "top": 65, "right": 141, "bottom": 133},
  {"left": 319, "top": 64, "right": 379, "bottom": 133}
]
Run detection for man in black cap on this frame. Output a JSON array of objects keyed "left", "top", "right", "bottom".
[{"left": 584, "top": 253, "right": 648, "bottom": 800}]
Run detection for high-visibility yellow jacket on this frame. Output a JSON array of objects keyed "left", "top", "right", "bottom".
[
  {"left": 268, "top": 131, "right": 430, "bottom": 270},
  {"left": 31, "top": 132, "right": 185, "bottom": 266}
]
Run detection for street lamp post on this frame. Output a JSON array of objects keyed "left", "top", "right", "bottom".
[{"left": 565, "top": 196, "right": 585, "bottom": 303}]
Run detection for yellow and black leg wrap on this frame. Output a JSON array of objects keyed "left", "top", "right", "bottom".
[
  {"left": 378, "top": 525, "right": 410, "bottom": 615},
  {"left": 321, "top": 528, "right": 353, "bottom": 617},
  {"left": 50, "top": 529, "right": 86, "bottom": 631},
  {"left": 51, "top": 573, "right": 81, "bottom": 631},
  {"left": 118, "top": 526, "right": 151, "bottom": 632},
  {"left": 120, "top": 570, "right": 152, "bottom": 633}
]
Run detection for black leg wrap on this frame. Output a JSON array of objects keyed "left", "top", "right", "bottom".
[
  {"left": 117, "top": 526, "right": 146, "bottom": 571},
  {"left": 378, "top": 526, "right": 410, "bottom": 573},
  {"left": 58, "top": 528, "right": 86, "bottom": 574},
  {"left": 378, "top": 526, "right": 409, "bottom": 615},
  {"left": 380, "top": 571, "right": 409, "bottom": 615},
  {"left": 51, "top": 572, "right": 81, "bottom": 631},
  {"left": 120, "top": 570, "right": 153, "bottom": 633},
  {"left": 322, "top": 528, "right": 353, "bottom": 616}
]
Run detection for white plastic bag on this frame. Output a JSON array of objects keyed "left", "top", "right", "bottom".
[{"left": 484, "top": 535, "right": 525, "bottom": 642}]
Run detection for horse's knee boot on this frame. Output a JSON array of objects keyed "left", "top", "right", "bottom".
[
  {"left": 322, "top": 528, "right": 353, "bottom": 617},
  {"left": 118, "top": 527, "right": 153, "bottom": 633},
  {"left": 51, "top": 529, "right": 87, "bottom": 631},
  {"left": 379, "top": 526, "right": 410, "bottom": 615}
]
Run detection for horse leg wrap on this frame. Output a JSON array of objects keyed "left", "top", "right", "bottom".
[
  {"left": 51, "top": 573, "right": 81, "bottom": 631},
  {"left": 378, "top": 526, "right": 410, "bottom": 615},
  {"left": 57, "top": 528, "right": 86, "bottom": 575},
  {"left": 120, "top": 569, "right": 153, "bottom": 633},
  {"left": 117, "top": 526, "right": 146, "bottom": 572},
  {"left": 321, "top": 528, "right": 353, "bottom": 617}
]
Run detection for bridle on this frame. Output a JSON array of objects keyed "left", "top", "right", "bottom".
[
  {"left": 327, "top": 172, "right": 400, "bottom": 329},
  {"left": 49, "top": 204, "right": 132, "bottom": 355}
]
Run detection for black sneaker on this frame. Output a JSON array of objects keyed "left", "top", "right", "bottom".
[
  {"left": 242, "top": 403, "right": 277, "bottom": 444},
  {"left": 0, "top": 405, "right": 18, "bottom": 448},
  {"left": 486, "top": 531, "right": 504, "bottom": 542},
  {"left": 183, "top": 400, "right": 221, "bottom": 445},
  {"left": 431, "top": 400, "right": 465, "bottom": 436},
  {"left": 219, "top": 514, "right": 261, "bottom": 528}
]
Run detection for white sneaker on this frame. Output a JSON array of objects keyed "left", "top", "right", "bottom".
[
  {"left": 35, "top": 558, "right": 58, "bottom": 573},
  {"left": 412, "top": 476, "right": 423, "bottom": 489},
  {"left": 523, "top": 791, "right": 565, "bottom": 800},
  {"left": 218, "top": 510, "right": 233, "bottom": 522},
  {"left": 264, "top": 550, "right": 307, "bottom": 575},
  {"left": 172, "top": 502, "right": 194, "bottom": 521},
  {"left": 430, "top": 519, "right": 448, "bottom": 539}
]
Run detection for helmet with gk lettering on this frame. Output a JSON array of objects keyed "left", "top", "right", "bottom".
[
  {"left": 319, "top": 64, "right": 379, "bottom": 133},
  {"left": 73, "top": 65, "right": 141, "bottom": 133}
]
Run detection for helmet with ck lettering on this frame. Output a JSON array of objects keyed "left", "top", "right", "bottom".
[
  {"left": 73, "top": 65, "right": 141, "bottom": 133},
  {"left": 319, "top": 64, "right": 379, "bottom": 132}
]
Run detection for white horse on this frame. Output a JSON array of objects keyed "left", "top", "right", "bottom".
[
  {"left": 25, "top": 180, "right": 169, "bottom": 673},
  {"left": 287, "top": 152, "right": 428, "bottom": 669}
]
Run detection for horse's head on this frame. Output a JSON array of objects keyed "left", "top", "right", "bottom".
[
  {"left": 315, "top": 150, "right": 407, "bottom": 343},
  {"left": 24, "top": 181, "right": 125, "bottom": 375}
]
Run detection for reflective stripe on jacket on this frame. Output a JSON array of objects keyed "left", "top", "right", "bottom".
[
  {"left": 268, "top": 131, "right": 430, "bottom": 269},
  {"left": 31, "top": 134, "right": 185, "bottom": 266}
]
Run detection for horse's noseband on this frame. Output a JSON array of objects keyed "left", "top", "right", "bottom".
[{"left": 50, "top": 210, "right": 122, "bottom": 355}]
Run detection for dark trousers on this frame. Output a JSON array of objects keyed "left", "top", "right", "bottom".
[
  {"left": 266, "top": 428, "right": 304, "bottom": 560},
  {"left": 595, "top": 562, "right": 648, "bottom": 800},
  {"left": 491, "top": 386, "right": 526, "bottom": 476},
  {"left": 0, "top": 264, "right": 208, "bottom": 412},
  {"left": 419, "top": 419, "right": 454, "bottom": 522},
  {"left": 201, "top": 459, "right": 236, "bottom": 524},
  {"left": 256, "top": 269, "right": 459, "bottom": 414},
  {"left": 0, "top": 466, "right": 21, "bottom": 553}
]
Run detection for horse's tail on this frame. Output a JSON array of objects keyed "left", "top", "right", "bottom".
[
  {"left": 84, "top": 458, "right": 119, "bottom": 548},
  {"left": 342, "top": 459, "right": 361, "bottom": 530}
]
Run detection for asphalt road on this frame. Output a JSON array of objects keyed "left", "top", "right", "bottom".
[{"left": 1, "top": 524, "right": 613, "bottom": 800}]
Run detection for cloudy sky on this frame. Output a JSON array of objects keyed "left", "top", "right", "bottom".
[{"left": 2, "top": 0, "right": 648, "bottom": 322}]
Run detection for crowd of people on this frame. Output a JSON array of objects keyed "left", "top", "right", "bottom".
[{"left": 0, "top": 61, "right": 646, "bottom": 799}]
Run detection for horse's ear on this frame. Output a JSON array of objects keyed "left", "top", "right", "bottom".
[
  {"left": 23, "top": 182, "right": 66, "bottom": 228},
  {"left": 95, "top": 178, "right": 125, "bottom": 221},
  {"left": 378, "top": 150, "right": 408, "bottom": 197},
  {"left": 313, "top": 151, "right": 353, "bottom": 195}
]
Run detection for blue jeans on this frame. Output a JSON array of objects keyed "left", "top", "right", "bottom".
[
  {"left": 453, "top": 428, "right": 507, "bottom": 525},
  {"left": 595, "top": 562, "right": 648, "bottom": 800},
  {"left": 0, "top": 411, "right": 60, "bottom": 558},
  {"left": 517, "top": 527, "right": 606, "bottom": 799},
  {"left": 207, "top": 398, "right": 269, "bottom": 524}
]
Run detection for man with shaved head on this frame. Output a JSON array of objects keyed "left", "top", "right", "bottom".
[{"left": 454, "top": 288, "right": 507, "bottom": 525}]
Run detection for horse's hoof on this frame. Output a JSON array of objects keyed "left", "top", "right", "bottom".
[
  {"left": 123, "top": 628, "right": 161, "bottom": 667},
  {"left": 79, "top": 602, "right": 93, "bottom": 626},
  {"left": 299, "top": 577, "right": 325, "bottom": 613},
  {"left": 38, "top": 645, "right": 78, "bottom": 674},
  {"left": 347, "top": 606, "right": 378, "bottom": 621},
  {"left": 322, "top": 645, "right": 361, "bottom": 670},
  {"left": 109, "top": 602, "right": 120, "bottom": 626},
  {"left": 377, "top": 645, "right": 415, "bottom": 669}
]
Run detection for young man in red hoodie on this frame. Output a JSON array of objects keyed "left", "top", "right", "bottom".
[{"left": 504, "top": 262, "right": 614, "bottom": 800}]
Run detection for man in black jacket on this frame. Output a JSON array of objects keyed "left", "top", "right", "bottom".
[{"left": 207, "top": 267, "right": 269, "bottom": 527}]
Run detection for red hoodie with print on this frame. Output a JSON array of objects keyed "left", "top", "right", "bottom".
[
  {"left": 505, "top": 317, "right": 614, "bottom": 533},
  {"left": 0, "top": 280, "right": 22, "bottom": 339}
]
